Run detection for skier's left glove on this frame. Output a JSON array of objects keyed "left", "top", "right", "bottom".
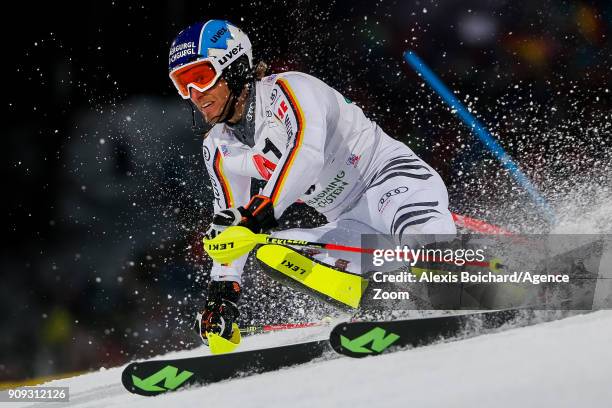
[
  {"left": 205, "top": 195, "right": 277, "bottom": 240},
  {"left": 195, "top": 280, "right": 241, "bottom": 344},
  {"left": 237, "top": 195, "right": 278, "bottom": 233}
]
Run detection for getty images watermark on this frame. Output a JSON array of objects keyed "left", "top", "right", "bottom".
[
  {"left": 358, "top": 234, "right": 611, "bottom": 310},
  {"left": 371, "top": 246, "right": 570, "bottom": 284}
]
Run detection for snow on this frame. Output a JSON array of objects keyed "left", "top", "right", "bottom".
[{"left": 13, "top": 310, "right": 612, "bottom": 407}]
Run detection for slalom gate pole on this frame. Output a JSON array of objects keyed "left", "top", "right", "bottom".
[
  {"left": 451, "top": 212, "right": 514, "bottom": 235},
  {"left": 403, "top": 50, "right": 556, "bottom": 224}
]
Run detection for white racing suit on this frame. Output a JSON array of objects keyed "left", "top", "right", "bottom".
[{"left": 202, "top": 72, "right": 456, "bottom": 282}]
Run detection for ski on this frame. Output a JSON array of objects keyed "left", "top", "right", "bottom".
[
  {"left": 121, "top": 309, "right": 545, "bottom": 396},
  {"left": 329, "top": 309, "right": 525, "bottom": 358},
  {"left": 121, "top": 340, "right": 332, "bottom": 396}
]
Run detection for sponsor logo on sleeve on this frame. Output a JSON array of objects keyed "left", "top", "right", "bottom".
[
  {"left": 265, "top": 108, "right": 277, "bottom": 127},
  {"left": 346, "top": 154, "right": 361, "bottom": 168},
  {"left": 283, "top": 113, "right": 294, "bottom": 146},
  {"left": 203, "top": 146, "right": 211, "bottom": 161},
  {"left": 270, "top": 88, "right": 279, "bottom": 104},
  {"left": 209, "top": 177, "right": 222, "bottom": 208},
  {"left": 220, "top": 145, "right": 230, "bottom": 157},
  {"left": 276, "top": 100, "right": 289, "bottom": 120},
  {"left": 264, "top": 74, "right": 277, "bottom": 84},
  {"left": 378, "top": 186, "right": 409, "bottom": 213}
]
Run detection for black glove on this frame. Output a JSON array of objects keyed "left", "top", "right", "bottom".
[
  {"left": 205, "top": 195, "right": 277, "bottom": 242},
  {"left": 237, "top": 195, "right": 278, "bottom": 233},
  {"left": 205, "top": 207, "right": 242, "bottom": 240},
  {"left": 195, "top": 280, "right": 241, "bottom": 344}
]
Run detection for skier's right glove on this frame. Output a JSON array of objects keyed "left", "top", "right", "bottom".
[
  {"left": 205, "top": 207, "right": 242, "bottom": 240},
  {"left": 195, "top": 280, "right": 241, "bottom": 344}
]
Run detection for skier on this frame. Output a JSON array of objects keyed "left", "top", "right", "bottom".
[{"left": 168, "top": 20, "right": 457, "bottom": 344}]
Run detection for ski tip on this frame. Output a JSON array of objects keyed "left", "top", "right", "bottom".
[{"left": 208, "top": 323, "right": 242, "bottom": 355}]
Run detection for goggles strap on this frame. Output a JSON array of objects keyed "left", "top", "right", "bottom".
[
  {"left": 221, "top": 78, "right": 254, "bottom": 125},
  {"left": 217, "top": 88, "right": 238, "bottom": 124}
]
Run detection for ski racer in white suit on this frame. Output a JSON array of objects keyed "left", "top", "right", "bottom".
[{"left": 168, "top": 20, "right": 456, "bottom": 343}]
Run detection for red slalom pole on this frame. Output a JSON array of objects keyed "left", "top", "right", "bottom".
[
  {"left": 452, "top": 213, "right": 514, "bottom": 235},
  {"left": 240, "top": 321, "right": 331, "bottom": 336}
]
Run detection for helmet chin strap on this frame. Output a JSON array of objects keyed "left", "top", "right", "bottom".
[
  {"left": 217, "top": 90, "right": 238, "bottom": 124},
  {"left": 189, "top": 88, "right": 239, "bottom": 137},
  {"left": 189, "top": 102, "right": 212, "bottom": 136}
]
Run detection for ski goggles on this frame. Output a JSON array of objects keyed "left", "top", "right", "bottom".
[{"left": 169, "top": 58, "right": 222, "bottom": 99}]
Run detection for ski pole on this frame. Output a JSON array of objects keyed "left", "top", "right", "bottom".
[
  {"left": 203, "top": 226, "right": 502, "bottom": 270},
  {"left": 202, "top": 226, "right": 375, "bottom": 264},
  {"left": 240, "top": 321, "right": 331, "bottom": 336}
]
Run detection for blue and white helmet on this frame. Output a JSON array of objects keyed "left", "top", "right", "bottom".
[{"left": 169, "top": 20, "right": 253, "bottom": 97}]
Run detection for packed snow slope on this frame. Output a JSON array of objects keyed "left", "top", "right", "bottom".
[{"left": 13, "top": 310, "right": 612, "bottom": 408}]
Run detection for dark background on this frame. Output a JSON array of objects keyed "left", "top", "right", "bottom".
[{"left": 2, "top": 0, "right": 610, "bottom": 381}]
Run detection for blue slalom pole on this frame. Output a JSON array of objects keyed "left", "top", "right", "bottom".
[{"left": 403, "top": 50, "right": 555, "bottom": 224}]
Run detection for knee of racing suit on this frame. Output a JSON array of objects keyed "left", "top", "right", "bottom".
[{"left": 210, "top": 253, "right": 248, "bottom": 284}]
